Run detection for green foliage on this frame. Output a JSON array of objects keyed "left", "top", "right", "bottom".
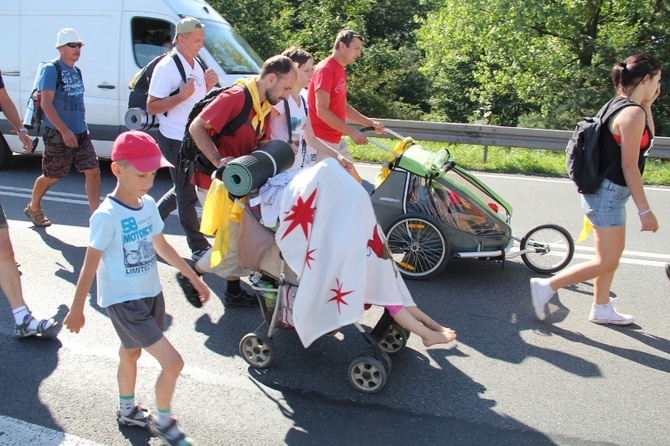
[
  {"left": 208, "top": 0, "right": 293, "bottom": 58},
  {"left": 418, "top": 0, "right": 670, "bottom": 134},
  {"left": 210, "top": 0, "right": 670, "bottom": 136},
  {"left": 210, "top": 0, "right": 431, "bottom": 120}
]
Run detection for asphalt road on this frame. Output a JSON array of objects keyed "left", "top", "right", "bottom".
[{"left": 0, "top": 154, "right": 669, "bottom": 446}]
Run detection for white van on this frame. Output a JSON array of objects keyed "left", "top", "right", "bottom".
[{"left": 0, "top": 0, "right": 262, "bottom": 169}]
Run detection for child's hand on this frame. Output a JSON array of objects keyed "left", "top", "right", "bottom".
[
  {"left": 63, "top": 309, "right": 85, "bottom": 334},
  {"left": 190, "top": 275, "right": 210, "bottom": 304}
]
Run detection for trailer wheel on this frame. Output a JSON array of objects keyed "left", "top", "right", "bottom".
[
  {"left": 385, "top": 213, "right": 450, "bottom": 280},
  {"left": 521, "top": 224, "right": 575, "bottom": 274}
]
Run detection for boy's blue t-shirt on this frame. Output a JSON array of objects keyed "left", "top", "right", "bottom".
[
  {"left": 89, "top": 195, "right": 164, "bottom": 308},
  {"left": 37, "top": 59, "right": 87, "bottom": 133}
]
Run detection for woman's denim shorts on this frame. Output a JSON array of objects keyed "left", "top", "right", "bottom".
[{"left": 581, "top": 179, "right": 630, "bottom": 227}]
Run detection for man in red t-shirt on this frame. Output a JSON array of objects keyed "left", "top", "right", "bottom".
[
  {"left": 307, "top": 30, "right": 384, "bottom": 182},
  {"left": 188, "top": 55, "right": 297, "bottom": 307}
]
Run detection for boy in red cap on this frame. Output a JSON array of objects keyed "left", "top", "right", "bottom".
[{"left": 64, "top": 130, "right": 208, "bottom": 445}]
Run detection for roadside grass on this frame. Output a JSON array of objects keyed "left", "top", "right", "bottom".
[{"left": 347, "top": 137, "right": 670, "bottom": 186}]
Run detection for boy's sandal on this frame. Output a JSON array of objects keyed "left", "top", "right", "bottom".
[
  {"left": 24, "top": 205, "right": 52, "bottom": 227},
  {"left": 176, "top": 272, "right": 203, "bottom": 308},
  {"left": 117, "top": 404, "right": 149, "bottom": 427},
  {"left": 148, "top": 416, "right": 190, "bottom": 445}
]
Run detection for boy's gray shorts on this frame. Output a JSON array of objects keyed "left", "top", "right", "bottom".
[
  {"left": 0, "top": 201, "right": 7, "bottom": 229},
  {"left": 105, "top": 293, "right": 166, "bottom": 349}
]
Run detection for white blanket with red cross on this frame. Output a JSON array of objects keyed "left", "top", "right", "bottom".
[{"left": 275, "top": 158, "right": 415, "bottom": 347}]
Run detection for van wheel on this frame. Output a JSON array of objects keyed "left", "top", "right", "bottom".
[{"left": 0, "top": 136, "right": 12, "bottom": 170}]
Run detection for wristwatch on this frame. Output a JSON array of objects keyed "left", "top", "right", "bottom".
[{"left": 18, "top": 128, "right": 28, "bottom": 133}]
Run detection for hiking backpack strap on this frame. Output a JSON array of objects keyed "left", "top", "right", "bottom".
[
  {"left": 213, "top": 84, "right": 252, "bottom": 143},
  {"left": 597, "top": 97, "right": 639, "bottom": 178},
  {"left": 170, "top": 52, "right": 187, "bottom": 84},
  {"left": 52, "top": 59, "right": 82, "bottom": 91},
  {"left": 170, "top": 52, "right": 206, "bottom": 84},
  {"left": 283, "top": 98, "right": 293, "bottom": 144},
  {"left": 165, "top": 53, "right": 207, "bottom": 117}
]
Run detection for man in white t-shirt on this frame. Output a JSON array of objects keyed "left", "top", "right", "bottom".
[{"left": 147, "top": 17, "right": 218, "bottom": 260}]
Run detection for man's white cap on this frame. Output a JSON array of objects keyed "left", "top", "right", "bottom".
[{"left": 55, "top": 28, "right": 84, "bottom": 48}]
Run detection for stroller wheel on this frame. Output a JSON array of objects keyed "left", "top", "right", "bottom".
[
  {"left": 348, "top": 356, "right": 387, "bottom": 393},
  {"left": 239, "top": 332, "right": 275, "bottom": 369},
  {"left": 356, "top": 348, "right": 392, "bottom": 375},
  {"left": 378, "top": 324, "right": 410, "bottom": 356},
  {"left": 385, "top": 213, "right": 450, "bottom": 280},
  {"left": 521, "top": 224, "right": 575, "bottom": 274}
]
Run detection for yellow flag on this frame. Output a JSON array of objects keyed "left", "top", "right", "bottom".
[{"left": 577, "top": 216, "right": 593, "bottom": 243}]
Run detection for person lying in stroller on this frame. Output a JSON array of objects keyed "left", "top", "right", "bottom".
[{"left": 231, "top": 155, "right": 458, "bottom": 349}]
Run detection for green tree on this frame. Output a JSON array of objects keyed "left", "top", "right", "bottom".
[
  {"left": 418, "top": 0, "right": 670, "bottom": 133},
  {"left": 208, "top": 0, "right": 293, "bottom": 58},
  {"left": 210, "top": 0, "right": 432, "bottom": 120}
]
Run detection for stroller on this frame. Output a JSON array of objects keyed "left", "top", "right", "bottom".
[
  {"left": 364, "top": 128, "right": 576, "bottom": 280},
  {"left": 235, "top": 197, "right": 411, "bottom": 394}
]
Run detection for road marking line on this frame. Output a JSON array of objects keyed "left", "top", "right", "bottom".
[
  {"left": 0, "top": 186, "right": 196, "bottom": 215},
  {"left": 569, "top": 252, "right": 668, "bottom": 267},
  {"left": 574, "top": 245, "right": 670, "bottom": 260},
  {"left": 3, "top": 182, "right": 666, "bottom": 265},
  {"left": 0, "top": 186, "right": 94, "bottom": 199},
  {"left": 0, "top": 415, "right": 105, "bottom": 445}
]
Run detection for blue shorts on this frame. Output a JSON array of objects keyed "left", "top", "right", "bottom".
[{"left": 581, "top": 179, "right": 630, "bottom": 227}]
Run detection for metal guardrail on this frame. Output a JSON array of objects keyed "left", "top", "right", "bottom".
[{"left": 373, "top": 119, "right": 670, "bottom": 159}]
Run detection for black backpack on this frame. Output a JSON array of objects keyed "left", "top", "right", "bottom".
[
  {"left": 178, "top": 84, "right": 252, "bottom": 180},
  {"left": 24, "top": 59, "right": 82, "bottom": 136},
  {"left": 127, "top": 52, "right": 205, "bottom": 112},
  {"left": 565, "top": 97, "right": 636, "bottom": 194}
]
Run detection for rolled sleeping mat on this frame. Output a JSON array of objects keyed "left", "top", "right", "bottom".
[
  {"left": 124, "top": 107, "right": 156, "bottom": 131},
  {"left": 223, "top": 140, "right": 295, "bottom": 197}
]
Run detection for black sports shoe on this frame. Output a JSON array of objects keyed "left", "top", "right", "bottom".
[
  {"left": 176, "top": 272, "right": 203, "bottom": 308},
  {"left": 223, "top": 289, "right": 259, "bottom": 308},
  {"left": 191, "top": 247, "right": 210, "bottom": 261}
]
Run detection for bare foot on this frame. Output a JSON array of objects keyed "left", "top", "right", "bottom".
[
  {"left": 422, "top": 328, "right": 457, "bottom": 347},
  {"left": 424, "top": 319, "right": 447, "bottom": 332}
]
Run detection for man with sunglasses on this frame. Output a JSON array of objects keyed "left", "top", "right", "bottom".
[
  {"left": 147, "top": 17, "right": 218, "bottom": 262},
  {"left": 25, "top": 28, "right": 100, "bottom": 227}
]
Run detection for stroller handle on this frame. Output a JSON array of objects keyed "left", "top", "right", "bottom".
[
  {"left": 441, "top": 160, "right": 456, "bottom": 174},
  {"left": 359, "top": 126, "right": 405, "bottom": 140}
]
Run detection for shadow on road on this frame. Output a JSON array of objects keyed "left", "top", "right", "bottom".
[{"left": 0, "top": 305, "right": 66, "bottom": 443}]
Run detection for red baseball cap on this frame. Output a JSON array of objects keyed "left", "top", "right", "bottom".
[{"left": 111, "top": 131, "right": 173, "bottom": 172}]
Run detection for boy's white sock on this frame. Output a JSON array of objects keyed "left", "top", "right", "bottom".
[
  {"left": 156, "top": 408, "right": 172, "bottom": 427},
  {"left": 118, "top": 394, "right": 135, "bottom": 415}
]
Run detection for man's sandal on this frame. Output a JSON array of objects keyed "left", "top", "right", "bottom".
[
  {"left": 15, "top": 314, "right": 57, "bottom": 338},
  {"left": 176, "top": 272, "right": 203, "bottom": 308},
  {"left": 24, "top": 205, "right": 52, "bottom": 227}
]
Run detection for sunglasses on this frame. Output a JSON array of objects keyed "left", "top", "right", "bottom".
[{"left": 65, "top": 42, "right": 83, "bottom": 48}]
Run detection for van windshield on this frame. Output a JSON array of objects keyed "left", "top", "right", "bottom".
[{"left": 201, "top": 19, "right": 262, "bottom": 74}]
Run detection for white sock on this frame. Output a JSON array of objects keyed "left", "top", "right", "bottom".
[
  {"left": 156, "top": 408, "right": 172, "bottom": 427},
  {"left": 12, "top": 306, "right": 30, "bottom": 325},
  {"left": 119, "top": 395, "right": 135, "bottom": 415}
]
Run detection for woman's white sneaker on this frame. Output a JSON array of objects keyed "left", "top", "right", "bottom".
[
  {"left": 530, "top": 278, "right": 555, "bottom": 321},
  {"left": 589, "top": 303, "right": 634, "bottom": 325}
]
